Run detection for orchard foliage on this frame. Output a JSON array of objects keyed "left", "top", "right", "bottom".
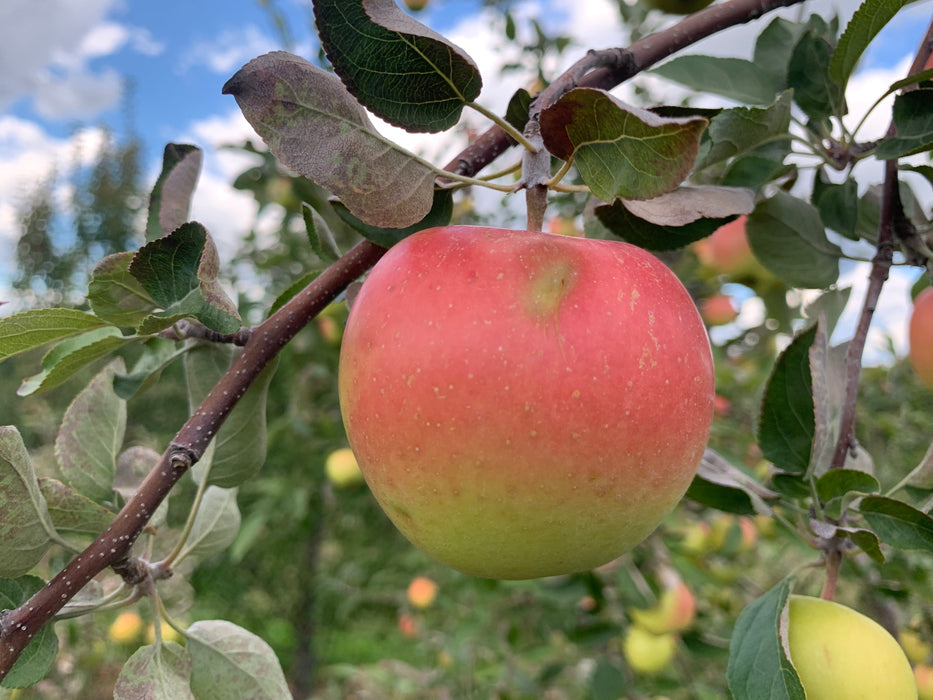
[{"left": 0, "top": 0, "right": 932, "bottom": 697}]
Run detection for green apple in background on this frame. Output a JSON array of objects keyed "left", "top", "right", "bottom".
[
  {"left": 641, "top": 0, "right": 714, "bottom": 14},
  {"left": 622, "top": 626, "right": 677, "bottom": 675},
  {"left": 787, "top": 595, "right": 917, "bottom": 699},
  {"left": 404, "top": 0, "right": 430, "bottom": 10},
  {"left": 338, "top": 226, "right": 714, "bottom": 579}
]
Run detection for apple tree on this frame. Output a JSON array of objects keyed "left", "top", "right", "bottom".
[{"left": 1, "top": 0, "right": 933, "bottom": 697}]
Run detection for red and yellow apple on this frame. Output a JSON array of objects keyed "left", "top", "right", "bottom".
[
  {"left": 694, "top": 215, "right": 767, "bottom": 280},
  {"left": 338, "top": 226, "right": 714, "bottom": 579},
  {"left": 909, "top": 287, "right": 933, "bottom": 389},
  {"left": 787, "top": 595, "right": 917, "bottom": 699},
  {"left": 630, "top": 580, "right": 696, "bottom": 634},
  {"left": 406, "top": 576, "right": 439, "bottom": 609},
  {"left": 700, "top": 294, "right": 739, "bottom": 326},
  {"left": 916, "top": 663, "right": 933, "bottom": 700}
]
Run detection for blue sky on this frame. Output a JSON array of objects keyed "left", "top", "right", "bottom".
[{"left": 1, "top": 0, "right": 931, "bottom": 358}]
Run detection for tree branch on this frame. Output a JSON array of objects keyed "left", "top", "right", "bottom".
[
  {"left": 829, "top": 18, "right": 933, "bottom": 470},
  {"left": 0, "top": 0, "right": 810, "bottom": 678}
]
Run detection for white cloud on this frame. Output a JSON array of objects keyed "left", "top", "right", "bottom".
[
  {"left": 178, "top": 26, "right": 282, "bottom": 75},
  {"left": 0, "top": 0, "right": 161, "bottom": 120}
]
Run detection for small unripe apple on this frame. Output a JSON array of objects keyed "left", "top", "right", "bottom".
[
  {"left": 909, "top": 287, "right": 933, "bottom": 389},
  {"left": 622, "top": 626, "right": 677, "bottom": 675},
  {"left": 324, "top": 447, "right": 364, "bottom": 488},
  {"left": 640, "top": 0, "right": 714, "bottom": 14},
  {"left": 406, "top": 576, "right": 439, "bottom": 609},
  {"left": 397, "top": 612, "right": 419, "bottom": 638},
  {"left": 630, "top": 580, "right": 696, "bottom": 634},
  {"left": 700, "top": 294, "right": 739, "bottom": 326},
  {"left": 787, "top": 595, "right": 917, "bottom": 699},
  {"left": 339, "top": 226, "right": 714, "bottom": 579}
]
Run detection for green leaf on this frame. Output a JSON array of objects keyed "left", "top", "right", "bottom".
[
  {"left": 505, "top": 87, "right": 534, "bottom": 133},
  {"left": 187, "top": 620, "right": 291, "bottom": 700},
  {"left": 788, "top": 29, "right": 845, "bottom": 121},
  {"left": 114, "top": 642, "right": 194, "bottom": 700},
  {"left": 840, "top": 527, "right": 885, "bottom": 564},
  {"left": 129, "top": 222, "right": 241, "bottom": 335},
  {"left": 17, "top": 327, "right": 128, "bottom": 397},
  {"left": 806, "top": 321, "right": 843, "bottom": 476},
  {"left": 0, "top": 577, "right": 58, "bottom": 689},
  {"left": 332, "top": 187, "right": 454, "bottom": 248},
  {"left": 652, "top": 56, "right": 779, "bottom": 105},
  {"left": 816, "top": 469, "right": 880, "bottom": 503},
  {"left": 179, "top": 486, "right": 241, "bottom": 563},
  {"left": 54, "top": 358, "right": 126, "bottom": 503},
  {"left": 87, "top": 252, "right": 158, "bottom": 327},
  {"left": 812, "top": 172, "right": 859, "bottom": 239},
  {"left": 757, "top": 325, "right": 817, "bottom": 474},
  {"left": 697, "top": 92, "right": 793, "bottom": 171},
  {"left": 146, "top": 143, "right": 203, "bottom": 241},
  {"left": 904, "top": 442, "right": 933, "bottom": 490},
  {"left": 38, "top": 478, "right": 117, "bottom": 536},
  {"left": 591, "top": 661, "right": 626, "bottom": 700},
  {"left": 830, "top": 0, "right": 918, "bottom": 90},
  {"left": 859, "top": 495, "right": 933, "bottom": 552},
  {"left": 874, "top": 87, "right": 933, "bottom": 159},
  {"left": 185, "top": 345, "right": 277, "bottom": 488},
  {"left": 0, "top": 429, "right": 54, "bottom": 577},
  {"left": 113, "top": 337, "right": 186, "bottom": 400},
  {"left": 223, "top": 51, "right": 437, "bottom": 229},
  {"left": 727, "top": 578, "right": 805, "bottom": 700},
  {"left": 313, "top": 0, "right": 481, "bottom": 133},
  {"left": 596, "top": 185, "right": 752, "bottom": 251},
  {"left": 540, "top": 87, "right": 708, "bottom": 201},
  {"left": 0, "top": 309, "right": 110, "bottom": 362},
  {"left": 687, "top": 450, "right": 779, "bottom": 515},
  {"left": 746, "top": 191, "right": 842, "bottom": 288},
  {"left": 302, "top": 204, "right": 340, "bottom": 262},
  {"left": 753, "top": 18, "right": 807, "bottom": 91}
]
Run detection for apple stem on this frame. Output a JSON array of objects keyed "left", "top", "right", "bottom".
[{"left": 820, "top": 548, "right": 842, "bottom": 601}]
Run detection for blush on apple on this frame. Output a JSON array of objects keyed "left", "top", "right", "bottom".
[{"left": 338, "top": 226, "right": 714, "bottom": 579}]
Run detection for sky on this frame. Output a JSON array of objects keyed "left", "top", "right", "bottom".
[{"left": 0, "top": 0, "right": 931, "bottom": 360}]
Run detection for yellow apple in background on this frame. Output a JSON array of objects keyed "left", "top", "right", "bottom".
[
  {"left": 622, "top": 626, "right": 677, "bottom": 675},
  {"left": 787, "top": 596, "right": 917, "bottom": 699},
  {"left": 339, "top": 226, "right": 714, "bottom": 579},
  {"left": 901, "top": 628, "right": 932, "bottom": 665},
  {"left": 324, "top": 447, "right": 364, "bottom": 488},
  {"left": 909, "top": 287, "right": 933, "bottom": 389},
  {"left": 404, "top": 0, "right": 430, "bottom": 10},
  {"left": 630, "top": 580, "right": 696, "bottom": 634},
  {"left": 145, "top": 620, "right": 183, "bottom": 645},
  {"left": 916, "top": 664, "right": 933, "bottom": 700},
  {"left": 641, "top": 0, "right": 714, "bottom": 15},
  {"left": 406, "top": 576, "right": 439, "bottom": 609},
  {"left": 108, "top": 611, "right": 144, "bottom": 644}
]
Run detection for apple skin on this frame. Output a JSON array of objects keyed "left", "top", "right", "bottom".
[
  {"left": 622, "top": 626, "right": 677, "bottom": 674},
  {"left": 338, "top": 226, "right": 714, "bottom": 579},
  {"left": 909, "top": 287, "right": 933, "bottom": 389},
  {"left": 787, "top": 595, "right": 917, "bottom": 699}
]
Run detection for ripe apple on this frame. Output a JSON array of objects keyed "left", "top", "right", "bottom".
[
  {"left": 622, "top": 626, "right": 677, "bottom": 675},
  {"left": 630, "top": 580, "right": 696, "bottom": 634},
  {"left": 641, "top": 0, "right": 714, "bottom": 14},
  {"left": 787, "top": 595, "right": 917, "bottom": 699},
  {"left": 700, "top": 294, "right": 739, "bottom": 326},
  {"left": 324, "top": 447, "right": 364, "bottom": 488},
  {"left": 338, "top": 226, "right": 714, "bottom": 579},
  {"left": 916, "top": 663, "right": 933, "bottom": 700},
  {"left": 694, "top": 215, "right": 767, "bottom": 279},
  {"left": 909, "top": 287, "right": 933, "bottom": 389},
  {"left": 406, "top": 576, "right": 439, "bottom": 609}
]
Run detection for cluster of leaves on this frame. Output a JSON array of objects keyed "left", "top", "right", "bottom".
[{"left": 1, "top": 0, "right": 933, "bottom": 697}]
